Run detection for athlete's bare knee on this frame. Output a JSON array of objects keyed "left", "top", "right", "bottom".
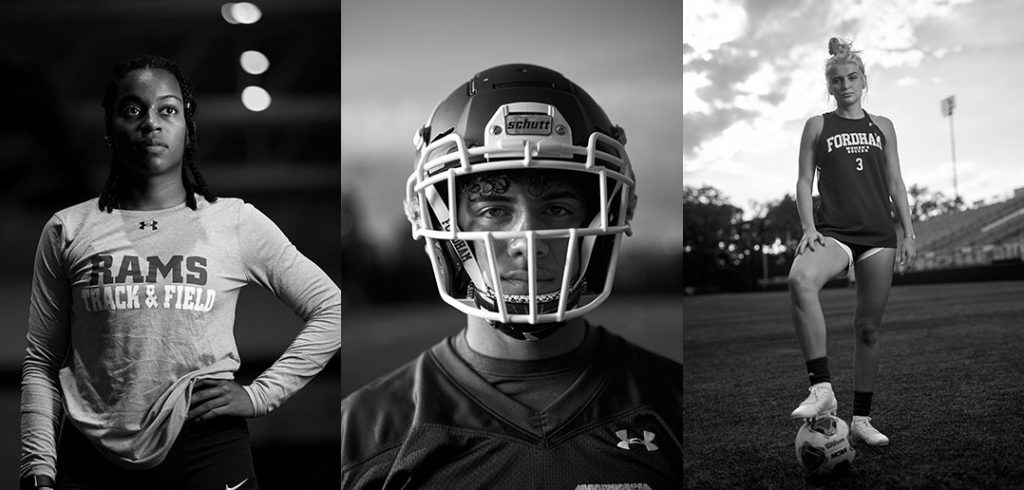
[
  {"left": 788, "top": 267, "right": 821, "bottom": 297},
  {"left": 855, "top": 321, "right": 880, "bottom": 345}
]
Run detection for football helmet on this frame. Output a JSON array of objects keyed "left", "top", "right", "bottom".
[{"left": 405, "top": 64, "right": 636, "bottom": 339}]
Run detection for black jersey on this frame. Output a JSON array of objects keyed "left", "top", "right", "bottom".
[
  {"left": 339, "top": 326, "right": 683, "bottom": 489},
  {"left": 814, "top": 111, "right": 897, "bottom": 247}
]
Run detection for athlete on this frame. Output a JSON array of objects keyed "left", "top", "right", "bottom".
[
  {"left": 788, "top": 38, "right": 916, "bottom": 447},
  {"left": 19, "top": 56, "right": 341, "bottom": 490},
  {"left": 339, "top": 64, "right": 683, "bottom": 489}
]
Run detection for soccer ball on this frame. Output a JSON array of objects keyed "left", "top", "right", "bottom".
[{"left": 794, "top": 415, "right": 855, "bottom": 475}]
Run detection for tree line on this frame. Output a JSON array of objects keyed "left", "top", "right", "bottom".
[{"left": 683, "top": 184, "right": 964, "bottom": 293}]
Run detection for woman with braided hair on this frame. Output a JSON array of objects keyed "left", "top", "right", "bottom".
[
  {"left": 787, "top": 38, "right": 916, "bottom": 447},
  {"left": 19, "top": 56, "right": 340, "bottom": 489},
  {"left": 96, "top": 56, "right": 216, "bottom": 214}
]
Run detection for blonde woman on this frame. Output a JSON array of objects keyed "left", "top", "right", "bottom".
[{"left": 788, "top": 38, "right": 916, "bottom": 447}]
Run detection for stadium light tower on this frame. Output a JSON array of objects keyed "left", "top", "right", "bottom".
[{"left": 940, "top": 95, "right": 958, "bottom": 202}]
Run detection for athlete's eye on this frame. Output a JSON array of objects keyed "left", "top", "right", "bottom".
[
  {"left": 545, "top": 205, "right": 572, "bottom": 217},
  {"left": 121, "top": 105, "right": 141, "bottom": 117},
  {"left": 479, "top": 207, "right": 511, "bottom": 219}
]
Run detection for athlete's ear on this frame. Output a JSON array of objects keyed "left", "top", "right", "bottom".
[{"left": 186, "top": 100, "right": 195, "bottom": 146}]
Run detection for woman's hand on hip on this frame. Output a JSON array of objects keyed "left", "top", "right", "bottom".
[
  {"left": 796, "top": 230, "right": 827, "bottom": 256},
  {"left": 187, "top": 379, "right": 256, "bottom": 422}
]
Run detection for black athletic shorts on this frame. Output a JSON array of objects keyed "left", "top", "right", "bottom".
[
  {"left": 56, "top": 416, "right": 259, "bottom": 490},
  {"left": 845, "top": 241, "right": 876, "bottom": 261}
]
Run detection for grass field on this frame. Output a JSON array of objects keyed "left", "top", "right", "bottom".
[{"left": 683, "top": 280, "right": 1024, "bottom": 489}]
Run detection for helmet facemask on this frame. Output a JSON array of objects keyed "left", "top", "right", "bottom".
[{"left": 405, "top": 101, "right": 635, "bottom": 339}]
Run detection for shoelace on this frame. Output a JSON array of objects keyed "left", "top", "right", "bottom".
[
  {"left": 855, "top": 421, "right": 881, "bottom": 435},
  {"left": 809, "top": 387, "right": 830, "bottom": 402}
]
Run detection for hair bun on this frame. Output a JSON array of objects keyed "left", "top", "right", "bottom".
[{"left": 828, "top": 37, "right": 848, "bottom": 56}]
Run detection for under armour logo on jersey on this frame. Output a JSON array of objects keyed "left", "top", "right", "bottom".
[
  {"left": 615, "top": 429, "right": 659, "bottom": 451},
  {"left": 139, "top": 220, "right": 158, "bottom": 230}
]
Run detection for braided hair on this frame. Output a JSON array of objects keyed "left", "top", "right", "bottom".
[{"left": 99, "top": 55, "right": 217, "bottom": 212}]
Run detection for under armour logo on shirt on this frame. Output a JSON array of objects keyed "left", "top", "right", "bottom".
[
  {"left": 139, "top": 220, "right": 158, "bottom": 230},
  {"left": 615, "top": 430, "right": 659, "bottom": 451}
]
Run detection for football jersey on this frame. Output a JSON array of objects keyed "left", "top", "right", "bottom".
[
  {"left": 814, "top": 111, "right": 897, "bottom": 247},
  {"left": 339, "top": 325, "right": 683, "bottom": 489},
  {"left": 21, "top": 197, "right": 340, "bottom": 478}
]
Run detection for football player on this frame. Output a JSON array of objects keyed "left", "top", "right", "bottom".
[
  {"left": 19, "top": 56, "right": 341, "bottom": 490},
  {"left": 340, "top": 64, "right": 683, "bottom": 488}
]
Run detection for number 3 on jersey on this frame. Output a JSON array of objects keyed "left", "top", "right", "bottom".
[{"left": 855, "top": 157, "right": 863, "bottom": 172}]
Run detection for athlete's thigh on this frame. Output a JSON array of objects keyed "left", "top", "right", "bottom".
[
  {"left": 790, "top": 239, "right": 849, "bottom": 290},
  {"left": 853, "top": 248, "right": 896, "bottom": 322}
]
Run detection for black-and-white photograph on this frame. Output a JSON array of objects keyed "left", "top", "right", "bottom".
[
  {"left": 2, "top": 0, "right": 688, "bottom": 488},
  {"left": 683, "top": 0, "right": 1024, "bottom": 487},
  {"left": 338, "top": 0, "right": 683, "bottom": 488},
  {"left": 1, "top": 1, "right": 340, "bottom": 488}
]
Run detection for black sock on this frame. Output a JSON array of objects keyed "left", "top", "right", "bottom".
[
  {"left": 853, "top": 391, "right": 873, "bottom": 416},
  {"left": 805, "top": 357, "right": 830, "bottom": 386}
]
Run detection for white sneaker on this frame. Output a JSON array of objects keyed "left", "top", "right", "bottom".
[
  {"left": 790, "top": 382, "right": 837, "bottom": 420},
  {"left": 851, "top": 415, "right": 890, "bottom": 446}
]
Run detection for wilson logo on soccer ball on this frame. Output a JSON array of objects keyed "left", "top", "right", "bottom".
[{"left": 794, "top": 415, "right": 855, "bottom": 475}]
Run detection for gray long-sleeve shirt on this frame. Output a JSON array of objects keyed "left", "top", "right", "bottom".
[{"left": 21, "top": 197, "right": 341, "bottom": 477}]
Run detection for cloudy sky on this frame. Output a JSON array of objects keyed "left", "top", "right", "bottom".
[
  {"left": 684, "top": 0, "right": 1024, "bottom": 217},
  {"left": 341, "top": 0, "right": 681, "bottom": 256}
]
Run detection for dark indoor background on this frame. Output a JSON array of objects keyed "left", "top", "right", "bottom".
[{"left": 0, "top": 1, "right": 340, "bottom": 488}]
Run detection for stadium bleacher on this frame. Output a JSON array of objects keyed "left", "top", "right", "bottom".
[{"left": 912, "top": 188, "right": 1024, "bottom": 270}]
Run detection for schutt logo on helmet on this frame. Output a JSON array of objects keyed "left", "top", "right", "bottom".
[{"left": 505, "top": 114, "right": 552, "bottom": 136}]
